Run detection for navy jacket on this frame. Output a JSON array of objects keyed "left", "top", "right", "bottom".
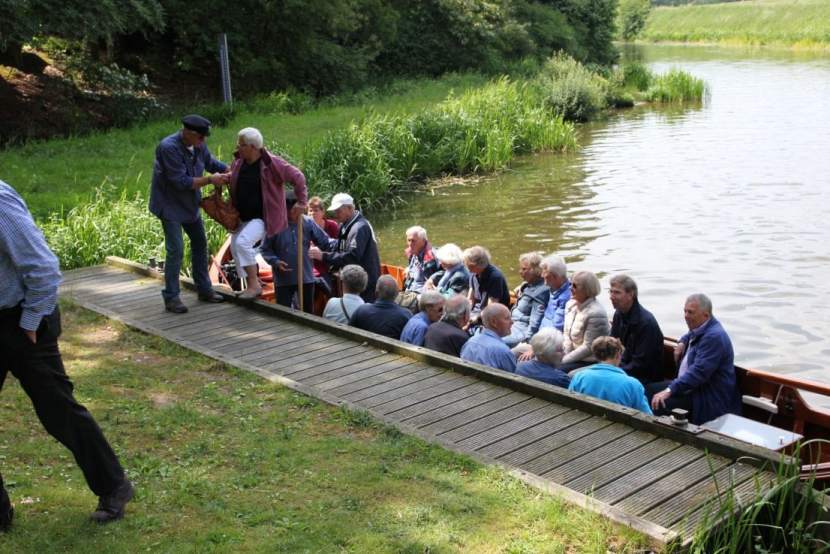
[
  {"left": 471, "top": 264, "right": 511, "bottom": 313},
  {"left": 670, "top": 317, "right": 742, "bottom": 425},
  {"left": 349, "top": 300, "right": 411, "bottom": 340},
  {"left": 424, "top": 320, "right": 470, "bottom": 357},
  {"left": 260, "top": 216, "right": 333, "bottom": 286},
  {"left": 611, "top": 300, "right": 664, "bottom": 384},
  {"left": 149, "top": 132, "right": 227, "bottom": 222},
  {"left": 323, "top": 212, "right": 380, "bottom": 302}
]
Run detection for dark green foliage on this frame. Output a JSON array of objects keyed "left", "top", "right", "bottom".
[{"left": 535, "top": 53, "right": 609, "bottom": 121}]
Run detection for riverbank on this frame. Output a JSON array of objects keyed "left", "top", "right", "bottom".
[
  {"left": 641, "top": 0, "right": 830, "bottom": 48},
  {"left": 0, "top": 301, "right": 651, "bottom": 551}
]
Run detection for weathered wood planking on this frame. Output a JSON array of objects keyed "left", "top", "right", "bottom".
[{"left": 60, "top": 261, "right": 786, "bottom": 548}]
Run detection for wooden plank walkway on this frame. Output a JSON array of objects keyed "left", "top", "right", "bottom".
[{"left": 61, "top": 258, "right": 787, "bottom": 549}]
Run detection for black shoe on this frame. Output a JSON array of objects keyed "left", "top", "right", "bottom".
[
  {"left": 90, "top": 480, "right": 134, "bottom": 524},
  {"left": 165, "top": 298, "right": 188, "bottom": 314},
  {"left": 198, "top": 291, "right": 225, "bottom": 303}
]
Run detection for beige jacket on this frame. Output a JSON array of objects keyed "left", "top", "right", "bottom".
[{"left": 562, "top": 297, "right": 611, "bottom": 364}]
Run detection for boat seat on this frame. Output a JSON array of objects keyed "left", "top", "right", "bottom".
[{"left": 742, "top": 395, "right": 778, "bottom": 414}]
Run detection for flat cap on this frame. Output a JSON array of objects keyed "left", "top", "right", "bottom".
[{"left": 182, "top": 114, "right": 211, "bottom": 136}]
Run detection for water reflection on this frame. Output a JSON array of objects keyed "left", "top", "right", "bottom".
[{"left": 374, "top": 44, "right": 830, "bottom": 377}]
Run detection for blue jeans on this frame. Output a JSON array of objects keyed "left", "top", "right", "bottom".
[{"left": 160, "top": 218, "right": 213, "bottom": 301}]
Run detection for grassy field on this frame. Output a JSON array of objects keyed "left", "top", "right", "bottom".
[
  {"left": 0, "top": 302, "right": 653, "bottom": 552},
  {"left": 0, "top": 73, "right": 488, "bottom": 220},
  {"left": 641, "top": 0, "right": 830, "bottom": 48}
]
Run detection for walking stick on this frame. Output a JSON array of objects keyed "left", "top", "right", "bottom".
[{"left": 296, "top": 212, "right": 304, "bottom": 312}]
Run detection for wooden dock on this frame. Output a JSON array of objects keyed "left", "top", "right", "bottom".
[{"left": 61, "top": 258, "right": 786, "bottom": 549}]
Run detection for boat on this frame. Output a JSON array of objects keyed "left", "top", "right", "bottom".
[{"left": 208, "top": 236, "right": 830, "bottom": 480}]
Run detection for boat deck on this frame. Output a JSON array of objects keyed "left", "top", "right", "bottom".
[{"left": 61, "top": 258, "right": 786, "bottom": 548}]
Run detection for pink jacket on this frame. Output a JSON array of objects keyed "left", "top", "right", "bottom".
[{"left": 229, "top": 148, "right": 308, "bottom": 236}]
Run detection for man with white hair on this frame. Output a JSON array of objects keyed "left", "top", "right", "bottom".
[
  {"left": 649, "top": 294, "right": 741, "bottom": 424},
  {"left": 400, "top": 291, "right": 445, "bottom": 346},
  {"left": 538, "top": 254, "right": 571, "bottom": 331},
  {"left": 309, "top": 192, "right": 380, "bottom": 302},
  {"left": 402, "top": 225, "right": 438, "bottom": 294},
  {"left": 460, "top": 303, "right": 516, "bottom": 372},
  {"left": 149, "top": 114, "right": 229, "bottom": 313},
  {"left": 228, "top": 127, "right": 308, "bottom": 299}
]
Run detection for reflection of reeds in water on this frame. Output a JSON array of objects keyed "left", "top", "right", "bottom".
[{"left": 676, "top": 440, "right": 830, "bottom": 554}]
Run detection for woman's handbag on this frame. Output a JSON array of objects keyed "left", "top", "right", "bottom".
[{"left": 199, "top": 184, "right": 240, "bottom": 232}]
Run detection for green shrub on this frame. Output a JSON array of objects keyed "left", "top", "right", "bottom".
[
  {"left": 535, "top": 53, "right": 608, "bottom": 121},
  {"left": 617, "top": 0, "right": 652, "bottom": 41},
  {"left": 619, "top": 63, "right": 654, "bottom": 91},
  {"left": 244, "top": 90, "right": 315, "bottom": 116}
]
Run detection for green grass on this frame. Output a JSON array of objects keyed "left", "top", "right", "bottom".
[
  {"left": 0, "top": 302, "right": 652, "bottom": 552},
  {"left": 1, "top": 72, "right": 489, "bottom": 220},
  {"left": 642, "top": 0, "right": 830, "bottom": 48}
]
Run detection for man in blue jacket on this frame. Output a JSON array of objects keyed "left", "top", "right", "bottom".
[
  {"left": 650, "top": 293, "right": 741, "bottom": 425},
  {"left": 149, "top": 115, "right": 228, "bottom": 313}
]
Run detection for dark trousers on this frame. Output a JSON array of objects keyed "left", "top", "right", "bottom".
[
  {"left": 0, "top": 306, "right": 125, "bottom": 498},
  {"left": 276, "top": 284, "right": 315, "bottom": 313},
  {"left": 646, "top": 379, "right": 693, "bottom": 416},
  {"left": 160, "top": 217, "right": 213, "bottom": 301}
]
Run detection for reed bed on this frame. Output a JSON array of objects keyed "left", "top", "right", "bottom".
[
  {"left": 678, "top": 443, "right": 830, "bottom": 553},
  {"left": 644, "top": 68, "right": 707, "bottom": 103},
  {"left": 642, "top": 0, "right": 830, "bottom": 48}
]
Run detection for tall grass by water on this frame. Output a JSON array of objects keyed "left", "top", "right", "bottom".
[
  {"left": 642, "top": 0, "right": 830, "bottom": 48},
  {"left": 677, "top": 445, "right": 830, "bottom": 553}
]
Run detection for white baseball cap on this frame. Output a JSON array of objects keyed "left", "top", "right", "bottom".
[{"left": 328, "top": 192, "right": 355, "bottom": 211}]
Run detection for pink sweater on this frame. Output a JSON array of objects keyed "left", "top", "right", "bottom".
[{"left": 229, "top": 149, "right": 308, "bottom": 236}]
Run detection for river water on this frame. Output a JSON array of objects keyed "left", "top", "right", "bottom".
[{"left": 372, "top": 45, "right": 830, "bottom": 381}]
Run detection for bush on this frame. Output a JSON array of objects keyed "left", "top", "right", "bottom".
[
  {"left": 535, "top": 53, "right": 608, "bottom": 121},
  {"left": 617, "top": 0, "right": 652, "bottom": 41}
]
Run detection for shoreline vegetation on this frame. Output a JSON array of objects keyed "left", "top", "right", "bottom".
[
  {"left": 640, "top": 0, "right": 830, "bottom": 49},
  {"left": 15, "top": 55, "right": 707, "bottom": 272},
  {"left": 0, "top": 302, "right": 652, "bottom": 552}
]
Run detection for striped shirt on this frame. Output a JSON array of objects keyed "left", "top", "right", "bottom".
[{"left": 0, "top": 180, "right": 61, "bottom": 330}]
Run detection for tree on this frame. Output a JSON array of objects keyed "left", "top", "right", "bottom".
[{"left": 618, "top": 0, "right": 651, "bottom": 41}]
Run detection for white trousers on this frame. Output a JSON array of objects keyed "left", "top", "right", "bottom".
[{"left": 230, "top": 218, "right": 265, "bottom": 269}]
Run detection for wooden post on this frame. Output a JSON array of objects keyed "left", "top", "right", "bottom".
[{"left": 296, "top": 214, "right": 304, "bottom": 312}]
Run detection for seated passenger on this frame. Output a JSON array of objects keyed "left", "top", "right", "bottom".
[
  {"left": 424, "top": 243, "right": 470, "bottom": 297},
  {"left": 569, "top": 337, "right": 652, "bottom": 414},
  {"left": 460, "top": 304, "right": 516, "bottom": 372},
  {"left": 560, "top": 270, "right": 611, "bottom": 373},
  {"left": 649, "top": 294, "right": 741, "bottom": 425},
  {"left": 400, "top": 291, "right": 445, "bottom": 347},
  {"left": 260, "top": 194, "right": 333, "bottom": 312},
  {"left": 503, "top": 252, "right": 550, "bottom": 348},
  {"left": 307, "top": 196, "right": 340, "bottom": 290},
  {"left": 608, "top": 274, "right": 664, "bottom": 385},
  {"left": 424, "top": 294, "right": 471, "bottom": 357},
  {"left": 403, "top": 226, "right": 439, "bottom": 294},
  {"left": 538, "top": 255, "right": 571, "bottom": 332},
  {"left": 463, "top": 245, "right": 510, "bottom": 324},
  {"left": 349, "top": 275, "right": 412, "bottom": 339},
  {"left": 322, "top": 264, "right": 367, "bottom": 325},
  {"left": 515, "top": 328, "right": 570, "bottom": 388}
]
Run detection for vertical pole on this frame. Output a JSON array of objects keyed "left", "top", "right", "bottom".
[
  {"left": 296, "top": 216, "right": 304, "bottom": 312},
  {"left": 218, "top": 33, "right": 232, "bottom": 106}
]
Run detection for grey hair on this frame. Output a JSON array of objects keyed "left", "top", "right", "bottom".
[
  {"left": 519, "top": 252, "right": 543, "bottom": 280},
  {"left": 540, "top": 255, "right": 567, "bottom": 278},
  {"left": 443, "top": 294, "right": 470, "bottom": 323},
  {"left": 609, "top": 274, "right": 638, "bottom": 298},
  {"left": 418, "top": 290, "right": 444, "bottom": 311},
  {"left": 463, "top": 245, "right": 491, "bottom": 268},
  {"left": 406, "top": 225, "right": 428, "bottom": 240},
  {"left": 572, "top": 270, "right": 601, "bottom": 299},
  {"left": 375, "top": 274, "right": 399, "bottom": 302},
  {"left": 481, "top": 303, "right": 508, "bottom": 329},
  {"left": 238, "top": 127, "right": 264, "bottom": 149},
  {"left": 530, "top": 328, "right": 565, "bottom": 366},
  {"left": 340, "top": 264, "right": 368, "bottom": 294},
  {"left": 435, "top": 243, "right": 463, "bottom": 266},
  {"left": 686, "top": 293, "right": 713, "bottom": 315}
]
